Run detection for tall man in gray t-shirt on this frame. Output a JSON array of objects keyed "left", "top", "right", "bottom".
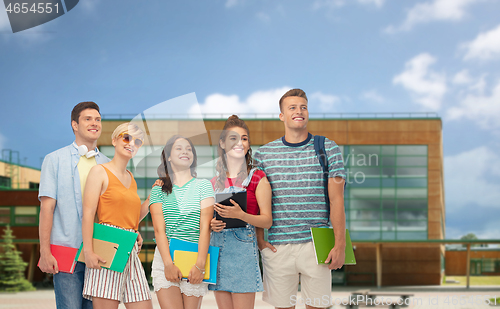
[{"left": 255, "top": 89, "right": 346, "bottom": 309}]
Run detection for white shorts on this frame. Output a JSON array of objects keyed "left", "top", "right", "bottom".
[
  {"left": 261, "top": 242, "right": 331, "bottom": 308},
  {"left": 83, "top": 241, "right": 151, "bottom": 303},
  {"left": 151, "top": 246, "right": 209, "bottom": 297}
]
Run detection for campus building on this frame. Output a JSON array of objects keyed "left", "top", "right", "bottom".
[{"left": 0, "top": 114, "right": 446, "bottom": 286}]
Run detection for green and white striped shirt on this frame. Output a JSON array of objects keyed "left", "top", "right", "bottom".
[{"left": 149, "top": 178, "right": 214, "bottom": 243}]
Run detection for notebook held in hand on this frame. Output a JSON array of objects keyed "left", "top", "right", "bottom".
[{"left": 215, "top": 191, "right": 247, "bottom": 229}]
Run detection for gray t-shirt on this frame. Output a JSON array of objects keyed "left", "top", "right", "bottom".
[{"left": 254, "top": 133, "right": 346, "bottom": 245}]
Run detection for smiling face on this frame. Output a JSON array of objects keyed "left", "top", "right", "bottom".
[
  {"left": 279, "top": 96, "right": 309, "bottom": 131},
  {"left": 168, "top": 138, "right": 194, "bottom": 170},
  {"left": 220, "top": 126, "right": 250, "bottom": 161},
  {"left": 72, "top": 108, "right": 102, "bottom": 143},
  {"left": 112, "top": 132, "right": 142, "bottom": 158}
]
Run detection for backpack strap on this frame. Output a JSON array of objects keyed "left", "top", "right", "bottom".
[{"left": 314, "top": 135, "right": 329, "bottom": 204}]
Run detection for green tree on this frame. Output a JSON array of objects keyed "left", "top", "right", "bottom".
[
  {"left": 460, "top": 233, "right": 487, "bottom": 248},
  {"left": 0, "top": 225, "right": 35, "bottom": 291}
]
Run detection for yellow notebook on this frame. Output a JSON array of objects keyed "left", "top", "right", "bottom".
[{"left": 173, "top": 251, "right": 210, "bottom": 280}]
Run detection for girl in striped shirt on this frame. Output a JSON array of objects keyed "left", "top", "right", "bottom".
[{"left": 149, "top": 135, "right": 215, "bottom": 309}]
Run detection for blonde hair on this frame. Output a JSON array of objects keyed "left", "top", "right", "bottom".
[{"left": 111, "top": 122, "right": 145, "bottom": 141}]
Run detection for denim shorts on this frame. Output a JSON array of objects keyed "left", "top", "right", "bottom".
[{"left": 208, "top": 225, "right": 263, "bottom": 293}]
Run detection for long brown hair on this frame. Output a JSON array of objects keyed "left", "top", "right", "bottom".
[
  {"left": 215, "top": 115, "right": 253, "bottom": 191},
  {"left": 157, "top": 135, "right": 198, "bottom": 194}
]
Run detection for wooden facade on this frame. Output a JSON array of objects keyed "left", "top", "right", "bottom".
[{"left": 446, "top": 249, "right": 500, "bottom": 276}]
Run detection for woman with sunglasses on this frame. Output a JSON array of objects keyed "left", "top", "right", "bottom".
[
  {"left": 82, "top": 123, "right": 152, "bottom": 309},
  {"left": 209, "top": 115, "right": 272, "bottom": 309},
  {"left": 149, "top": 135, "right": 214, "bottom": 309}
]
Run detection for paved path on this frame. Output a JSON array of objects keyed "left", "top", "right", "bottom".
[{"left": 1, "top": 286, "right": 499, "bottom": 309}]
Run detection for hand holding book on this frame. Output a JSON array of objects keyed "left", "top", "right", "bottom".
[
  {"left": 83, "top": 251, "right": 107, "bottom": 269},
  {"left": 214, "top": 199, "right": 245, "bottom": 220},
  {"left": 188, "top": 263, "right": 205, "bottom": 284},
  {"left": 325, "top": 245, "right": 346, "bottom": 270},
  {"left": 214, "top": 191, "right": 248, "bottom": 229},
  {"left": 38, "top": 251, "right": 59, "bottom": 274},
  {"left": 164, "top": 262, "right": 182, "bottom": 283}
]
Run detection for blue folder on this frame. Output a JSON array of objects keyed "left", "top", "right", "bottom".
[{"left": 169, "top": 238, "right": 219, "bottom": 284}]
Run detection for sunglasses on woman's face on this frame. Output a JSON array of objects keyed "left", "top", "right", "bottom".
[{"left": 119, "top": 133, "right": 144, "bottom": 148}]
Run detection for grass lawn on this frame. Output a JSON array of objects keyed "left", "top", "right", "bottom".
[{"left": 443, "top": 276, "right": 500, "bottom": 286}]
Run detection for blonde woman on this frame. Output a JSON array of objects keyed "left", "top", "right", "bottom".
[{"left": 82, "top": 123, "right": 152, "bottom": 309}]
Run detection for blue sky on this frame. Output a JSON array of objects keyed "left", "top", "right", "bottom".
[{"left": 1, "top": 0, "right": 500, "bottom": 240}]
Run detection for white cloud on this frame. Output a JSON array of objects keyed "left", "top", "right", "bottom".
[
  {"left": 452, "top": 70, "right": 487, "bottom": 93},
  {"left": 189, "top": 87, "right": 290, "bottom": 117},
  {"left": 357, "top": 0, "right": 386, "bottom": 8},
  {"left": 447, "top": 79, "right": 500, "bottom": 129},
  {"left": 385, "top": 0, "right": 483, "bottom": 33},
  {"left": 469, "top": 74, "right": 487, "bottom": 94},
  {"left": 393, "top": 53, "right": 447, "bottom": 110},
  {"left": 462, "top": 24, "right": 500, "bottom": 61},
  {"left": 309, "top": 92, "right": 341, "bottom": 112},
  {"left": 445, "top": 146, "right": 500, "bottom": 212},
  {"left": 452, "top": 70, "right": 472, "bottom": 85},
  {"left": 360, "top": 90, "right": 385, "bottom": 103}
]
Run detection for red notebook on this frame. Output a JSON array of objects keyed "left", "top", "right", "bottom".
[{"left": 37, "top": 244, "right": 79, "bottom": 274}]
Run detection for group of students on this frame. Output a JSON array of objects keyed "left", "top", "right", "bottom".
[{"left": 38, "top": 88, "right": 347, "bottom": 309}]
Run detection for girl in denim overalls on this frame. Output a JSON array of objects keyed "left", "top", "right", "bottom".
[{"left": 209, "top": 115, "right": 272, "bottom": 309}]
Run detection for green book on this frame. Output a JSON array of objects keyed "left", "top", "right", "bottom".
[
  {"left": 310, "top": 228, "right": 356, "bottom": 265},
  {"left": 76, "top": 223, "right": 138, "bottom": 273}
]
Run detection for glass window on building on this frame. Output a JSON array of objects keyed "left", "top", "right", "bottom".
[
  {"left": 0, "top": 176, "right": 11, "bottom": 188},
  {"left": 343, "top": 145, "right": 428, "bottom": 241},
  {"left": 14, "top": 206, "right": 39, "bottom": 226},
  {"left": 0, "top": 206, "right": 39, "bottom": 226},
  {"left": 0, "top": 207, "right": 10, "bottom": 224},
  {"left": 482, "top": 259, "right": 495, "bottom": 273}
]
